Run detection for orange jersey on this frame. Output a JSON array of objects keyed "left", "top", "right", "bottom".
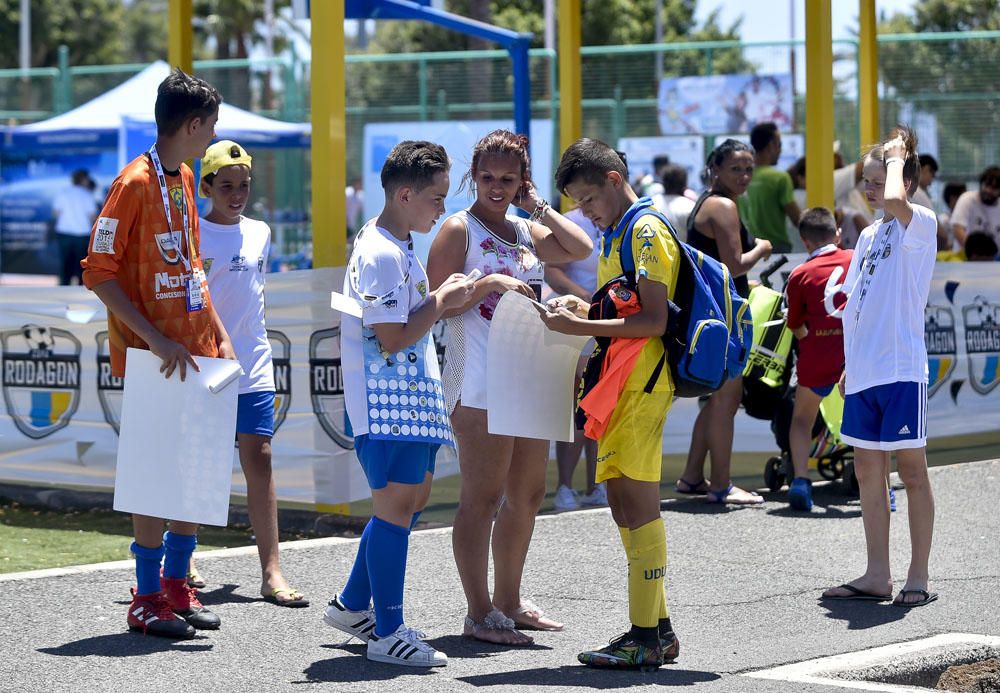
[{"left": 82, "top": 154, "right": 217, "bottom": 377}]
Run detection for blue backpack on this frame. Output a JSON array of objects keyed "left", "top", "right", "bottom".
[{"left": 607, "top": 197, "right": 752, "bottom": 397}]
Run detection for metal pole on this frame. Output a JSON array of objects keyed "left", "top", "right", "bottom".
[
  {"left": 805, "top": 0, "right": 834, "bottom": 209},
  {"left": 167, "top": 0, "right": 194, "bottom": 73},
  {"left": 654, "top": 0, "right": 663, "bottom": 83},
  {"left": 311, "top": 0, "right": 347, "bottom": 268},
  {"left": 544, "top": 0, "right": 555, "bottom": 51},
  {"left": 858, "top": 0, "right": 879, "bottom": 148},
  {"left": 558, "top": 0, "right": 581, "bottom": 208},
  {"left": 19, "top": 0, "right": 30, "bottom": 72}
]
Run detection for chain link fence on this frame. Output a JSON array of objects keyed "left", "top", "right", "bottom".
[{"left": 2, "top": 31, "right": 998, "bottom": 261}]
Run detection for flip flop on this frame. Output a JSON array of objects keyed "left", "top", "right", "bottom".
[
  {"left": 263, "top": 587, "right": 311, "bottom": 608},
  {"left": 893, "top": 589, "right": 938, "bottom": 608},
  {"left": 821, "top": 584, "right": 892, "bottom": 601},
  {"left": 675, "top": 478, "right": 709, "bottom": 495}
]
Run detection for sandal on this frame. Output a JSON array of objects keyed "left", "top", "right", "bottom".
[
  {"left": 463, "top": 608, "right": 534, "bottom": 646},
  {"left": 263, "top": 587, "right": 311, "bottom": 608},
  {"left": 675, "top": 478, "right": 709, "bottom": 495},
  {"left": 508, "top": 599, "right": 564, "bottom": 632},
  {"left": 706, "top": 484, "right": 764, "bottom": 505}
]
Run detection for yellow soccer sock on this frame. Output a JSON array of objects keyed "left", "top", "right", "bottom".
[
  {"left": 617, "top": 525, "right": 631, "bottom": 553},
  {"left": 627, "top": 518, "right": 667, "bottom": 629}
]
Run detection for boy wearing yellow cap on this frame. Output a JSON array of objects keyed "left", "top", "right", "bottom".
[{"left": 192, "top": 140, "right": 308, "bottom": 608}]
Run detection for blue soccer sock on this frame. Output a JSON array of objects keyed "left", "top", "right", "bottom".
[
  {"left": 162, "top": 531, "right": 197, "bottom": 580},
  {"left": 366, "top": 516, "right": 410, "bottom": 637},
  {"left": 339, "top": 518, "right": 374, "bottom": 611},
  {"left": 131, "top": 542, "right": 165, "bottom": 596}
]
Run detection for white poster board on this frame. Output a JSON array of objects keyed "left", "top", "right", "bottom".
[
  {"left": 113, "top": 348, "right": 242, "bottom": 526},
  {"left": 486, "top": 293, "right": 589, "bottom": 441}
]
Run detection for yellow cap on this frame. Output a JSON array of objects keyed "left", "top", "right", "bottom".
[{"left": 199, "top": 140, "right": 252, "bottom": 197}]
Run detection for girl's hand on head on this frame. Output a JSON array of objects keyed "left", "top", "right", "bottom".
[
  {"left": 514, "top": 181, "right": 543, "bottom": 214},
  {"left": 884, "top": 135, "right": 907, "bottom": 160}
]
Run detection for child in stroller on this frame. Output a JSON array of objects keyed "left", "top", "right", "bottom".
[{"left": 743, "top": 209, "right": 872, "bottom": 510}]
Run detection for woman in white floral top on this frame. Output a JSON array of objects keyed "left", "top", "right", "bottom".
[{"left": 428, "top": 129, "right": 592, "bottom": 646}]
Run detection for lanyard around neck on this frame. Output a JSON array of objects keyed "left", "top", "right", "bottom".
[
  {"left": 148, "top": 144, "right": 191, "bottom": 272},
  {"left": 853, "top": 219, "right": 894, "bottom": 322}
]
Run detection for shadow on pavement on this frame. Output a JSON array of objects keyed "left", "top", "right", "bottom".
[
  {"left": 298, "top": 649, "right": 440, "bottom": 683},
  {"left": 818, "top": 599, "right": 907, "bottom": 630},
  {"left": 424, "top": 634, "right": 553, "bottom": 658},
  {"left": 196, "top": 583, "right": 260, "bottom": 607},
  {"left": 456, "top": 665, "right": 721, "bottom": 688},
  {"left": 38, "top": 633, "right": 213, "bottom": 657}
]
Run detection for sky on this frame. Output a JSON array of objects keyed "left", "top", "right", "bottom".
[{"left": 694, "top": 0, "right": 919, "bottom": 42}]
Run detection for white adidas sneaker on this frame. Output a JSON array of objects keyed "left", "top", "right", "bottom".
[
  {"left": 366, "top": 624, "right": 447, "bottom": 667},
  {"left": 323, "top": 594, "right": 376, "bottom": 642}
]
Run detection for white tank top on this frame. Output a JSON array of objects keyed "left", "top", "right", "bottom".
[{"left": 442, "top": 209, "right": 544, "bottom": 411}]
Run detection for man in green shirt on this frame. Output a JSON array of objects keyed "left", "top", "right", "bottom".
[{"left": 738, "top": 122, "right": 801, "bottom": 252}]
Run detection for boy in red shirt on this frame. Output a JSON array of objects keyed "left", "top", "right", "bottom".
[
  {"left": 784, "top": 207, "right": 853, "bottom": 511},
  {"left": 82, "top": 69, "right": 233, "bottom": 638}
]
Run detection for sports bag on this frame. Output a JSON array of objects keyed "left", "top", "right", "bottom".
[{"left": 608, "top": 196, "right": 753, "bottom": 397}]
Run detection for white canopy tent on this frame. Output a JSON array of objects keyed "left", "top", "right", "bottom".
[{"left": 5, "top": 61, "right": 309, "bottom": 151}]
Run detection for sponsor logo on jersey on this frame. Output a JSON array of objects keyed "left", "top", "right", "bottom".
[
  {"left": 963, "top": 295, "right": 1000, "bottom": 395},
  {"left": 268, "top": 330, "right": 292, "bottom": 433},
  {"left": 203, "top": 258, "right": 215, "bottom": 274},
  {"left": 95, "top": 330, "right": 124, "bottom": 433},
  {"left": 153, "top": 270, "right": 191, "bottom": 300},
  {"left": 1, "top": 325, "right": 81, "bottom": 439},
  {"left": 309, "top": 327, "right": 353, "bottom": 448},
  {"left": 924, "top": 305, "right": 957, "bottom": 398},
  {"left": 154, "top": 231, "right": 184, "bottom": 265},
  {"left": 230, "top": 254, "right": 248, "bottom": 272}
]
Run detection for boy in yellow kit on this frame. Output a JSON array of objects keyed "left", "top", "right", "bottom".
[{"left": 540, "top": 138, "right": 680, "bottom": 670}]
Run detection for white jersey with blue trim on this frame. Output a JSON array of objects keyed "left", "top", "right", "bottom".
[{"left": 842, "top": 203, "right": 937, "bottom": 394}]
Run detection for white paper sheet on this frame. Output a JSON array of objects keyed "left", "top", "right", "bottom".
[
  {"left": 486, "top": 292, "right": 590, "bottom": 441},
  {"left": 330, "top": 291, "right": 364, "bottom": 318},
  {"left": 113, "top": 348, "right": 242, "bottom": 526}
]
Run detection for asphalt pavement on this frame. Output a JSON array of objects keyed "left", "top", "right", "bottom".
[{"left": 0, "top": 459, "right": 997, "bottom": 693}]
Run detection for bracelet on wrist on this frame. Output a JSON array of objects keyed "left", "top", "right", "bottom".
[
  {"left": 885, "top": 156, "right": 905, "bottom": 166},
  {"left": 529, "top": 200, "right": 550, "bottom": 223}
]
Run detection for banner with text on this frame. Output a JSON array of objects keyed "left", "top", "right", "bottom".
[{"left": 1, "top": 263, "right": 996, "bottom": 505}]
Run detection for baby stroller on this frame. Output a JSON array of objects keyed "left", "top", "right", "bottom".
[{"left": 740, "top": 257, "right": 858, "bottom": 494}]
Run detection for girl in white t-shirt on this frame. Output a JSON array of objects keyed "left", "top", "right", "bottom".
[
  {"left": 427, "top": 129, "right": 593, "bottom": 646},
  {"left": 192, "top": 140, "right": 308, "bottom": 608},
  {"left": 823, "top": 126, "right": 939, "bottom": 609}
]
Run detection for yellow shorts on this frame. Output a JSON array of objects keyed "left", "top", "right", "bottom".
[{"left": 595, "top": 389, "right": 673, "bottom": 484}]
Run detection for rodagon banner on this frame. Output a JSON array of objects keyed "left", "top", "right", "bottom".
[{"left": 1, "top": 263, "right": 997, "bottom": 506}]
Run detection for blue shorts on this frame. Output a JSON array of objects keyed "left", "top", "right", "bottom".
[
  {"left": 236, "top": 391, "right": 275, "bottom": 437},
  {"left": 354, "top": 434, "right": 439, "bottom": 490},
  {"left": 841, "top": 381, "right": 927, "bottom": 451},
  {"left": 809, "top": 383, "right": 836, "bottom": 397}
]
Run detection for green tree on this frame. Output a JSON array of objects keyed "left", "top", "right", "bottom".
[{"left": 877, "top": 0, "right": 1000, "bottom": 179}]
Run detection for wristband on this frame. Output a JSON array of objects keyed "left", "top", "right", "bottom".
[{"left": 885, "top": 157, "right": 905, "bottom": 166}]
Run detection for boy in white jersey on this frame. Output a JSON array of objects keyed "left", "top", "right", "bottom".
[
  {"left": 822, "top": 126, "right": 939, "bottom": 608},
  {"left": 191, "top": 140, "right": 308, "bottom": 607},
  {"left": 323, "top": 141, "right": 474, "bottom": 667}
]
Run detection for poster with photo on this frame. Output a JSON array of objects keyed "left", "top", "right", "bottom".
[{"left": 658, "top": 73, "right": 794, "bottom": 136}]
